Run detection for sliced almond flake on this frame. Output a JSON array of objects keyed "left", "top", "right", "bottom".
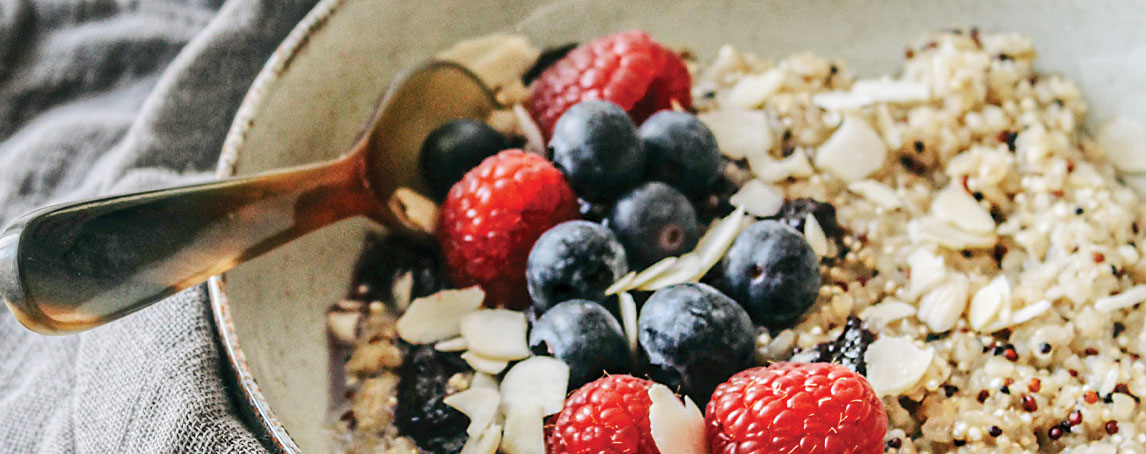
[
  {"left": 697, "top": 110, "right": 773, "bottom": 160},
  {"left": 813, "top": 78, "right": 930, "bottom": 111},
  {"left": 435, "top": 337, "right": 469, "bottom": 352},
  {"left": 390, "top": 188, "right": 440, "bottom": 234},
  {"left": 813, "top": 114, "right": 888, "bottom": 182},
  {"left": 391, "top": 271, "right": 414, "bottom": 311},
  {"left": 720, "top": 69, "right": 783, "bottom": 109},
  {"left": 986, "top": 300, "right": 1051, "bottom": 331},
  {"left": 847, "top": 180, "right": 902, "bottom": 209},
  {"left": 969, "top": 276, "right": 1010, "bottom": 331},
  {"left": 461, "top": 310, "right": 530, "bottom": 361},
  {"left": 1095, "top": 285, "right": 1146, "bottom": 312},
  {"left": 462, "top": 351, "right": 510, "bottom": 375},
  {"left": 500, "top": 357, "right": 570, "bottom": 417},
  {"left": 397, "top": 286, "right": 484, "bottom": 344},
  {"left": 803, "top": 214, "right": 829, "bottom": 257},
  {"left": 932, "top": 185, "right": 995, "bottom": 234},
  {"left": 909, "top": 217, "right": 996, "bottom": 250},
  {"left": 647, "top": 384, "right": 707, "bottom": 454},
  {"left": 460, "top": 423, "right": 502, "bottom": 454},
  {"left": 906, "top": 248, "right": 947, "bottom": 300},
  {"left": 500, "top": 404, "right": 545, "bottom": 454},
  {"left": 858, "top": 300, "right": 916, "bottom": 328},
  {"left": 1098, "top": 116, "right": 1146, "bottom": 173},
  {"left": 327, "top": 311, "right": 361, "bottom": 345},
  {"left": 639, "top": 254, "right": 701, "bottom": 291},
  {"left": 628, "top": 257, "right": 680, "bottom": 290},
  {"left": 470, "top": 373, "right": 499, "bottom": 390},
  {"left": 619, "top": 292, "right": 639, "bottom": 354},
  {"left": 513, "top": 104, "right": 546, "bottom": 155},
  {"left": 729, "top": 179, "right": 783, "bottom": 217},
  {"left": 916, "top": 275, "right": 969, "bottom": 333},
  {"left": 865, "top": 336, "right": 934, "bottom": 397},
  {"left": 605, "top": 271, "right": 637, "bottom": 296},
  {"left": 437, "top": 34, "right": 540, "bottom": 89},
  {"left": 638, "top": 208, "right": 748, "bottom": 291},
  {"left": 444, "top": 387, "right": 501, "bottom": 436},
  {"left": 691, "top": 207, "right": 749, "bottom": 278}
]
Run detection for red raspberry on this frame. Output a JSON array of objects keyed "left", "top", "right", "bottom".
[
  {"left": 437, "top": 149, "right": 579, "bottom": 309},
  {"left": 528, "top": 30, "right": 692, "bottom": 138},
  {"left": 706, "top": 363, "right": 887, "bottom": 454},
  {"left": 548, "top": 375, "right": 661, "bottom": 454}
]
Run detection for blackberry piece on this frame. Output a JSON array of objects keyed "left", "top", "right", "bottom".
[
  {"left": 419, "top": 119, "right": 510, "bottom": 201},
  {"left": 526, "top": 221, "right": 629, "bottom": 313},
  {"left": 720, "top": 220, "right": 821, "bottom": 327},
  {"left": 393, "top": 344, "right": 471, "bottom": 453},
  {"left": 549, "top": 100, "right": 646, "bottom": 201},
  {"left": 789, "top": 317, "right": 876, "bottom": 375},
  {"left": 349, "top": 234, "right": 447, "bottom": 304},
  {"left": 529, "top": 299, "right": 631, "bottom": 389},
  {"left": 638, "top": 283, "right": 755, "bottom": 404},
  {"left": 767, "top": 198, "right": 844, "bottom": 243}
]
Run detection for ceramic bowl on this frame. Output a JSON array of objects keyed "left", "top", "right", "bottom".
[{"left": 209, "top": 0, "right": 1146, "bottom": 452}]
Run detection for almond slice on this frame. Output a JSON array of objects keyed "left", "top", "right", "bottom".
[
  {"left": 847, "top": 180, "right": 902, "bottom": 209},
  {"left": 462, "top": 351, "right": 510, "bottom": 375},
  {"left": 932, "top": 185, "right": 994, "bottom": 234},
  {"left": 697, "top": 110, "right": 773, "bottom": 160},
  {"left": 969, "top": 275, "right": 1010, "bottom": 331},
  {"left": 627, "top": 257, "right": 680, "bottom": 290},
  {"left": 605, "top": 271, "right": 638, "bottom": 296},
  {"left": 460, "top": 423, "right": 503, "bottom": 454},
  {"left": 461, "top": 309, "right": 530, "bottom": 360},
  {"left": 396, "top": 286, "right": 484, "bottom": 344},
  {"left": 647, "top": 384, "right": 708, "bottom": 454},
  {"left": 444, "top": 387, "right": 501, "bottom": 436},
  {"left": 500, "top": 357, "right": 570, "bottom": 417},
  {"left": 435, "top": 337, "right": 469, "bottom": 352},
  {"left": 729, "top": 179, "right": 784, "bottom": 217},
  {"left": 500, "top": 404, "right": 544, "bottom": 454},
  {"left": 865, "top": 336, "right": 934, "bottom": 397},
  {"left": 619, "top": 292, "right": 639, "bottom": 354},
  {"left": 858, "top": 300, "right": 916, "bottom": 328},
  {"left": 470, "top": 373, "right": 499, "bottom": 390},
  {"left": 916, "top": 275, "right": 969, "bottom": 333},
  {"left": 813, "top": 114, "right": 888, "bottom": 182},
  {"left": 803, "top": 213, "right": 829, "bottom": 257}
]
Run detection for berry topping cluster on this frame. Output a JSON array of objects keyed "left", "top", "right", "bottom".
[{"left": 379, "top": 30, "right": 886, "bottom": 454}]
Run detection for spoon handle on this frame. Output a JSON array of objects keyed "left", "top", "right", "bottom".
[{"left": 0, "top": 155, "right": 375, "bottom": 334}]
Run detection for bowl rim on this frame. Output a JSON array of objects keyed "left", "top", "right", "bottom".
[{"left": 207, "top": 0, "right": 348, "bottom": 452}]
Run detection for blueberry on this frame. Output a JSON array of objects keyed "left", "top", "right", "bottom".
[
  {"left": 549, "top": 100, "right": 645, "bottom": 201},
  {"left": 608, "top": 182, "right": 700, "bottom": 269},
  {"left": 526, "top": 221, "right": 629, "bottom": 313},
  {"left": 719, "top": 220, "right": 821, "bottom": 327},
  {"left": 394, "top": 344, "right": 471, "bottom": 453},
  {"left": 529, "top": 299, "right": 631, "bottom": 389},
  {"left": 638, "top": 283, "right": 754, "bottom": 404},
  {"left": 639, "top": 111, "right": 721, "bottom": 196},
  {"left": 420, "top": 119, "right": 510, "bottom": 200}
]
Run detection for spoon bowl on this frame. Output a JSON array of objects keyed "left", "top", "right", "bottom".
[{"left": 0, "top": 61, "right": 497, "bottom": 334}]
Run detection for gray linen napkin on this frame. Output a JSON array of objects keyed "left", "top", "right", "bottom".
[{"left": 0, "top": 0, "right": 318, "bottom": 452}]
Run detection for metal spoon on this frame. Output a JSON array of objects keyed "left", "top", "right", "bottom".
[{"left": 0, "top": 61, "right": 498, "bottom": 334}]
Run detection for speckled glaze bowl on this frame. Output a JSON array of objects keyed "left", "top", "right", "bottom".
[{"left": 209, "top": 1, "right": 1146, "bottom": 452}]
